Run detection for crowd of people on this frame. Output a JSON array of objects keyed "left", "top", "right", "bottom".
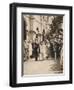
[
  {"left": 23, "top": 39, "right": 50, "bottom": 61},
  {"left": 23, "top": 32, "right": 63, "bottom": 62}
]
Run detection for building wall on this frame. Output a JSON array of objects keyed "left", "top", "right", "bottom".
[{"left": 23, "top": 15, "right": 54, "bottom": 42}]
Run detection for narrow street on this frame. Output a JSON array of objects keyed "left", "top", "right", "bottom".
[{"left": 23, "top": 58, "right": 63, "bottom": 75}]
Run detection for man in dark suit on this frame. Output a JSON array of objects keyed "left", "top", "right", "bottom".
[{"left": 32, "top": 40, "right": 40, "bottom": 61}]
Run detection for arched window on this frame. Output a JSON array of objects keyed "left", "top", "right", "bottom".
[
  {"left": 36, "top": 27, "right": 39, "bottom": 38},
  {"left": 36, "top": 27, "right": 39, "bottom": 32}
]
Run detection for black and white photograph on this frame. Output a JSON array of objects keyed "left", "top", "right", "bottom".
[{"left": 22, "top": 14, "right": 63, "bottom": 75}]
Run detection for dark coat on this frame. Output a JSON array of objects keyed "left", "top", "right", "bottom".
[{"left": 32, "top": 43, "right": 40, "bottom": 57}]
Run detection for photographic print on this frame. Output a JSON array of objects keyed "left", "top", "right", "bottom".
[
  {"left": 22, "top": 14, "right": 64, "bottom": 76},
  {"left": 10, "top": 3, "right": 72, "bottom": 87}
]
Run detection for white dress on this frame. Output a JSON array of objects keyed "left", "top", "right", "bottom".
[
  {"left": 42, "top": 44, "right": 46, "bottom": 59},
  {"left": 28, "top": 43, "right": 32, "bottom": 57},
  {"left": 39, "top": 44, "right": 43, "bottom": 60}
]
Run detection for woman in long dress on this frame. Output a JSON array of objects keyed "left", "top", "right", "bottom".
[
  {"left": 28, "top": 41, "right": 32, "bottom": 60},
  {"left": 39, "top": 42, "right": 44, "bottom": 60},
  {"left": 42, "top": 42, "right": 47, "bottom": 60}
]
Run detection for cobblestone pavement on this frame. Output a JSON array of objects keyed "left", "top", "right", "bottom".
[{"left": 23, "top": 58, "right": 63, "bottom": 75}]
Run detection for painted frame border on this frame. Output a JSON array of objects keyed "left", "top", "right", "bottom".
[{"left": 10, "top": 3, "right": 72, "bottom": 87}]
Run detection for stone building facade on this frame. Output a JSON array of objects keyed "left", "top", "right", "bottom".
[{"left": 23, "top": 15, "right": 54, "bottom": 43}]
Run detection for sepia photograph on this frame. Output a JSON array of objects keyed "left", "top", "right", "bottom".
[{"left": 22, "top": 14, "right": 64, "bottom": 76}]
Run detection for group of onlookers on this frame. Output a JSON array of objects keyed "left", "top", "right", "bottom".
[{"left": 23, "top": 34, "right": 63, "bottom": 62}]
